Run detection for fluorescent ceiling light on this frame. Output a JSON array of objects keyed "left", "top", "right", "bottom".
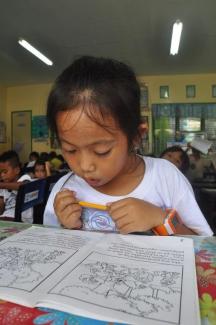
[
  {"left": 170, "top": 20, "right": 183, "bottom": 55},
  {"left": 18, "top": 38, "right": 53, "bottom": 66}
]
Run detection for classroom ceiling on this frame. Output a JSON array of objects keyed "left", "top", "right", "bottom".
[{"left": 0, "top": 0, "right": 216, "bottom": 87}]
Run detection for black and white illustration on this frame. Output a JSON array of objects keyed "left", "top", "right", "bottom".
[
  {"left": 51, "top": 252, "right": 183, "bottom": 324},
  {"left": 0, "top": 243, "right": 67, "bottom": 291}
]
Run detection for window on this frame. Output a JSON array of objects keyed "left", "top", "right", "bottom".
[
  {"left": 160, "top": 86, "right": 169, "bottom": 98},
  {"left": 179, "top": 118, "right": 201, "bottom": 132}
]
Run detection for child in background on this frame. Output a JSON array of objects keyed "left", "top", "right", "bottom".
[
  {"left": 44, "top": 56, "right": 213, "bottom": 236},
  {"left": 160, "top": 146, "right": 190, "bottom": 175},
  {"left": 0, "top": 150, "right": 31, "bottom": 220},
  {"left": 26, "top": 151, "right": 39, "bottom": 168},
  {"left": 33, "top": 159, "right": 51, "bottom": 179},
  {"left": 22, "top": 151, "right": 40, "bottom": 176}
]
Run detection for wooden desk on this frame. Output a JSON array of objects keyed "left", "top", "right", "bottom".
[{"left": 0, "top": 221, "right": 215, "bottom": 325}]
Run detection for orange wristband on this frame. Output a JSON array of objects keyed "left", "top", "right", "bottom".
[{"left": 152, "top": 209, "right": 182, "bottom": 236}]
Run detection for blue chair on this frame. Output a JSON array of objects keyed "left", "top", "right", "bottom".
[{"left": 14, "top": 178, "right": 47, "bottom": 224}]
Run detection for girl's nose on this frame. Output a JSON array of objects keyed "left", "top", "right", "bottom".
[{"left": 79, "top": 154, "right": 96, "bottom": 173}]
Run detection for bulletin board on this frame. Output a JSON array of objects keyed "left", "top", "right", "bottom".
[{"left": 32, "top": 115, "right": 49, "bottom": 141}]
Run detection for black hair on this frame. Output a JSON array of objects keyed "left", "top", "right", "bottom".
[
  {"left": 0, "top": 150, "right": 20, "bottom": 168},
  {"left": 57, "top": 154, "right": 64, "bottom": 162},
  {"left": 49, "top": 151, "right": 57, "bottom": 160},
  {"left": 47, "top": 56, "right": 141, "bottom": 148},
  {"left": 191, "top": 147, "right": 201, "bottom": 157},
  {"left": 33, "top": 159, "right": 46, "bottom": 172},
  {"left": 29, "top": 151, "right": 39, "bottom": 160},
  {"left": 39, "top": 152, "right": 49, "bottom": 161},
  {"left": 160, "top": 146, "right": 190, "bottom": 173}
]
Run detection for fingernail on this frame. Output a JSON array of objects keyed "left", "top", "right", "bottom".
[{"left": 60, "top": 188, "right": 67, "bottom": 192}]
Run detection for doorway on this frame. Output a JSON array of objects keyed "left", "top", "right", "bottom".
[{"left": 11, "top": 111, "right": 32, "bottom": 164}]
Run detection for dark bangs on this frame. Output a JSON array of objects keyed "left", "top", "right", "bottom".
[{"left": 47, "top": 56, "right": 141, "bottom": 146}]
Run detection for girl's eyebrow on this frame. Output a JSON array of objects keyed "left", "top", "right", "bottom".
[{"left": 60, "top": 138, "right": 115, "bottom": 146}]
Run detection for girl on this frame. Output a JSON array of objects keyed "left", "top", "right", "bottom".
[
  {"left": 44, "top": 56, "right": 213, "bottom": 236},
  {"left": 33, "top": 159, "right": 51, "bottom": 179},
  {"left": 160, "top": 146, "right": 190, "bottom": 175}
]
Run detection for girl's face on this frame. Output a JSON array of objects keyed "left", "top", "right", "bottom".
[
  {"left": 162, "top": 151, "right": 183, "bottom": 170},
  {"left": 34, "top": 164, "right": 46, "bottom": 179},
  {"left": 56, "top": 107, "right": 135, "bottom": 192}
]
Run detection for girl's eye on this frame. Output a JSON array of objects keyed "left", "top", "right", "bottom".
[
  {"left": 65, "top": 149, "right": 76, "bottom": 154},
  {"left": 95, "top": 150, "right": 111, "bottom": 156}
]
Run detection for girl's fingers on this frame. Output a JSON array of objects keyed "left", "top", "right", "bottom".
[
  {"left": 54, "top": 192, "right": 77, "bottom": 212},
  {"left": 58, "top": 206, "right": 82, "bottom": 229},
  {"left": 107, "top": 200, "right": 124, "bottom": 213},
  {"left": 63, "top": 217, "right": 82, "bottom": 230},
  {"left": 118, "top": 224, "right": 132, "bottom": 234},
  {"left": 73, "top": 219, "right": 82, "bottom": 229},
  {"left": 58, "top": 203, "right": 81, "bottom": 217},
  {"left": 108, "top": 198, "right": 133, "bottom": 215},
  {"left": 70, "top": 209, "right": 82, "bottom": 224},
  {"left": 57, "top": 189, "right": 76, "bottom": 201},
  {"left": 109, "top": 205, "right": 128, "bottom": 222},
  {"left": 115, "top": 215, "right": 130, "bottom": 230},
  {"left": 53, "top": 188, "right": 82, "bottom": 229},
  {"left": 118, "top": 223, "right": 137, "bottom": 234}
]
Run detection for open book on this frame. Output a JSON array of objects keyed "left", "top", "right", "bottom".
[{"left": 0, "top": 226, "right": 200, "bottom": 325}]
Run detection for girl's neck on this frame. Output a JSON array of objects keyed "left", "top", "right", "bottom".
[{"left": 95, "top": 155, "right": 145, "bottom": 196}]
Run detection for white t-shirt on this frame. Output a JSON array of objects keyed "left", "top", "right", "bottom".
[
  {"left": 44, "top": 157, "right": 213, "bottom": 236},
  {"left": 0, "top": 174, "right": 32, "bottom": 221}
]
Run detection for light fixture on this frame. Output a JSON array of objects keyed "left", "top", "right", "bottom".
[
  {"left": 170, "top": 20, "right": 183, "bottom": 55},
  {"left": 18, "top": 38, "right": 53, "bottom": 66}
]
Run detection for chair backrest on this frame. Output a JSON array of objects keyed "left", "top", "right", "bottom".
[
  {"left": 198, "top": 187, "right": 216, "bottom": 233},
  {"left": 15, "top": 178, "right": 47, "bottom": 224}
]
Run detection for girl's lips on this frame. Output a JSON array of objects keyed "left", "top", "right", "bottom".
[{"left": 85, "top": 178, "right": 100, "bottom": 186}]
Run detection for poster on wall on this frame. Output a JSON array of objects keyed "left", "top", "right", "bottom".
[{"left": 32, "top": 115, "right": 49, "bottom": 141}]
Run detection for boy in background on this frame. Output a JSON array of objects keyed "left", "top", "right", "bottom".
[{"left": 0, "top": 150, "right": 31, "bottom": 220}]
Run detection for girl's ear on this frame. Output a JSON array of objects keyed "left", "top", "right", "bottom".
[
  {"left": 138, "top": 122, "right": 148, "bottom": 139},
  {"left": 132, "top": 123, "right": 149, "bottom": 149}
]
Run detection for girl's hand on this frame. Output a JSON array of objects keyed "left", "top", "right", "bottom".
[
  {"left": 53, "top": 189, "right": 82, "bottom": 229},
  {"left": 45, "top": 161, "right": 51, "bottom": 176},
  {"left": 107, "top": 198, "right": 166, "bottom": 234}
]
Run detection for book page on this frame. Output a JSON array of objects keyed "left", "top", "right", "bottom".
[
  {"left": 43, "top": 234, "right": 200, "bottom": 325},
  {"left": 0, "top": 227, "right": 200, "bottom": 325},
  {"left": 0, "top": 226, "right": 103, "bottom": 306}
]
